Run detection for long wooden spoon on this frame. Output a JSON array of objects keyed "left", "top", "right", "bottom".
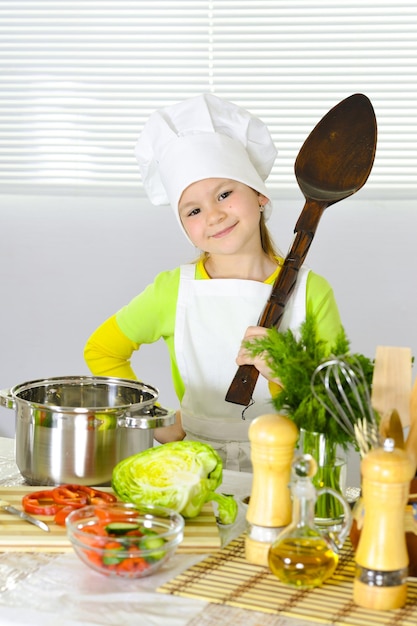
[{"left": 225, "top": 93, "right": 377, "bottom": 406}]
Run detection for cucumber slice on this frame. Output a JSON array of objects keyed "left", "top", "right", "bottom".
[
  {"left": 105, "top": 522, "right": 141, "bottom": 535},
  {"left": 140, "top": 534, "right": 166, "bottom": 561},
  {"left": 102, "top": 553, "right": 124, "bottom": 566},
  {"left": 141, "top": 536, "right": 165, "bottom": 551}
]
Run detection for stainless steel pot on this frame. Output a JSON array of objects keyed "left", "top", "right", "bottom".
[{"left": 0, "top": 375, "right": 175, "bottom": 486}]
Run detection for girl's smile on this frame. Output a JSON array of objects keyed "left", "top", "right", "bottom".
[
  {"left": 179, "top": 178, "right": 266, "bottom": 253},
  {"left": 210, "top": 221, "right": 238, "bottom": 239}
]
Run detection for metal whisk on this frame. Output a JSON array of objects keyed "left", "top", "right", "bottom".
[{"left": 310, "top": 356, "right": 380, "bottom": 457}]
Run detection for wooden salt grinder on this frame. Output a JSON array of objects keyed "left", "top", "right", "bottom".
[
  {"left": 245, "top": 413, "right": 298, "bottom": 566},
  {"left": 354, "top": 438, "right": 414, "bottom": 610}
]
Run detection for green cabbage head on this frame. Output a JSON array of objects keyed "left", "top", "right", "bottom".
[{"left": 111, "top": 441, "right": 238, "bottom": 524}]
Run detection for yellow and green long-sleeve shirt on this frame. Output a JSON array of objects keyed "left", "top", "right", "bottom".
[{"left": 84, "top": 259, "right": 342, "bottom": 400}]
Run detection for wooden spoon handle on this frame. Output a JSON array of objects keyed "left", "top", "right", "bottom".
[
  {"left": 225, "top": 202, "right": 325, "bottom": 406},
  {"left": 225, "top": 95, "right": 377, "bottom": 408}
]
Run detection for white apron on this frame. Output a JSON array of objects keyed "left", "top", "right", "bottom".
[{"left": 174, "top": 264, "right": 310, "bottom": 471}]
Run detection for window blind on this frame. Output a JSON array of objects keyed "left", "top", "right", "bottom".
[{"left": 0, "top": 0, "right": 416, "bottom": 196}]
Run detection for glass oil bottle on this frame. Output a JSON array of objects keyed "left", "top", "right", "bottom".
[{"left": 268, "top": 454, "right": 352, "bottom": 588}]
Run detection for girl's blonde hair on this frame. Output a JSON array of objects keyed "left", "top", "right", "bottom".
[{"left": 260, "top": 212, "right": 281, "bottom": 260}]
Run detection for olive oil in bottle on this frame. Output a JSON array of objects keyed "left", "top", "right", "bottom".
[
  {"left": 269, "top": 535, "right": 338, "bottom": 588},
  {"left": 268, "top": 454, "right": 351, "bottom": 589}
]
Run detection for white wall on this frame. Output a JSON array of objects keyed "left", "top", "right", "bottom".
[
  {"left": 1, "top": 191, "right": 416, "bottom": 485},
  {"left": 0, "top": 192, "right": 192, "bottom": 435}
]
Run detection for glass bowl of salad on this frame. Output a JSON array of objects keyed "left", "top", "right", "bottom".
[{"left": 66, "top": 502, "right": 184, "bottom": 578}]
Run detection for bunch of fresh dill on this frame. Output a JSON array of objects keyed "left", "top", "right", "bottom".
[{"left": 247, "top": 312, "right": 375, "bottom": 449}]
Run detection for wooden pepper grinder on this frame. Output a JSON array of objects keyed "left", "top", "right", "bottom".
[
  {"left": 354, "top": 438, "right": 414, "bottom": 610},
  {"left": 245, "top": 413, "right": 298, "bottom": 566}
]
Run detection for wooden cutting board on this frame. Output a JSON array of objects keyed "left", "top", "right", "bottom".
[{"left": 0, "top": 486, "right": 221, "bottom": 554}]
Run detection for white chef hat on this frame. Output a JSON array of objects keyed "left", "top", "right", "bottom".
[{"left": 135, "top": 93, "right": 277, "bottom": 239}]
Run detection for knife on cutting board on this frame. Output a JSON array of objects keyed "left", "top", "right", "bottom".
[{"left": 0, "top": 499, "right": 50, "bottom": 532}]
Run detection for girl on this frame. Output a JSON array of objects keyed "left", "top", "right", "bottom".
[{"left": 84, "top": 93, "right": 342, "bottom": 471}]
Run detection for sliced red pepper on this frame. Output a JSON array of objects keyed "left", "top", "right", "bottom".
[
  {"left": 22, "top": 490, "right": 63, "bottom": 516},
  {"left": 93, "top": 504, "right": 136, "bottom": 523},
  {"left": 54, "top": 494, "right": 114, "bottom": 526},
  {"left": 51, "top": 484, "right": 91, "bottom": 508},
  {"left": 22, "top": 484, "right": 118, "bottom": 523},
  {"left": 52, "top": 485, "right": 117, "bottom": 508},
  {"left": 89, "top": 489, "right": 117, "bottom": 505},
  {"left": 54, "top": 505, "right": 77, "bottom": 526}
]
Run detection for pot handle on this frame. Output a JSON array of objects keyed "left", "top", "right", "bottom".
[
  {"left": 118, "top": 404, "right": 176, "bottom": 430},
  {"left": 0, "top": 388, "right": 15, "bottom": 409}
]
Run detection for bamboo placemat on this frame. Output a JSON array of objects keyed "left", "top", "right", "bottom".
[
  {"left": 158, "top": 534, "right": 417, "bottom": 625},
  {"left": 0, "top": 486, "right": 221, "bottom": 554}
]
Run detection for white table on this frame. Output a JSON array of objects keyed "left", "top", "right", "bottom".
[{"left": 0, "top": 438, "right": 312, "bottom": 626}]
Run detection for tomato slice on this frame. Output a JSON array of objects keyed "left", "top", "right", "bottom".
[
  {"left": 115, "top": 556, "right": 149, "bottom": 574},
  {"left": 22, "top": 490, "right": 63, "bottom": 516},
  {"left": 80, "top": 522, "right": 108, "bottom": 537}
]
